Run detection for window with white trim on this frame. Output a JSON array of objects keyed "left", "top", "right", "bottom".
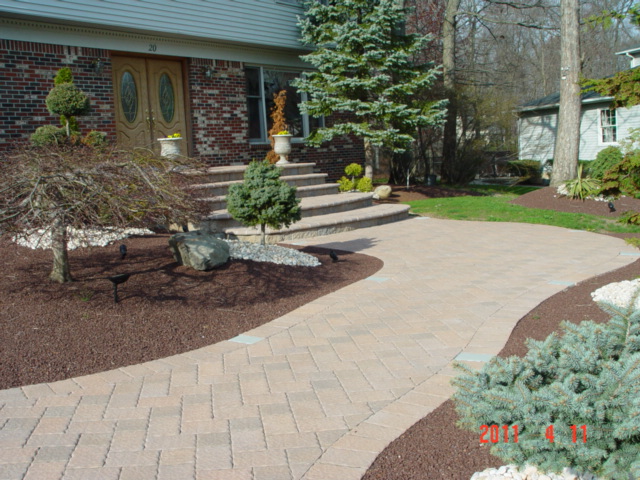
[
  {"left": 245, "top": 66, "right": 323, "bottom": 142},
  {"left": 600, "top": 108, "right": 617, "bottom": 144}
]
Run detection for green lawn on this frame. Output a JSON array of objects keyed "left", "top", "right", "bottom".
[{"left": 406, "top": 185, "right": 640, "bottom": 234}]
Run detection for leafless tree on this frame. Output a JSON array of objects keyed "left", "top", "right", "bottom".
[{"left": 0, "top": 144, "right": 207, "bottom": 282}]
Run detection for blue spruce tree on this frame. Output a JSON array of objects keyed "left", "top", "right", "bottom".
[{"left": 294, "top": 0, "right": 447, "bottom": 179}]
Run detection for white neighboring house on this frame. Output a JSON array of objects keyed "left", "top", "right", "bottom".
[{"left": 517, "top": 47, "right": 640, "bottom": 165}]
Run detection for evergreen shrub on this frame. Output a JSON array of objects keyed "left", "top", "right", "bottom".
[
  {"left": 226, "top": 161, "right": 301, "bottom": 245},
  {"left": 30, "top": 125, "right": 66, "bottom": 147},
  {"left": 356, "top": 177, "right": 373, "bottom": 193},
  {"left": 589, "top": 147, "right": 623, "bottom": 180},
  {"left": 601, "top": 150, "right": 640, "bottom": 199},
  {"left": 506, "top": 160, "right": 542, "bottom": 184},
  {"left": 452, "top": 296, "right": 640, "bottom": 479},
  {"left": 46, "top": 83, "right": 91, "bottom": 121}
]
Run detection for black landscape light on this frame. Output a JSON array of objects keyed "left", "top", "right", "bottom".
[
  {"left": 330, "top": 250, "right": 339, "bottom": 263},
  {"left": 107, "top": 273, "right": 131, "bottom": 303},
  {"left": 608, "top": 202, "right": 616, "bottom": 213},
  {"left": 119, "top": 244, "right": 127, "bottom": 260}
]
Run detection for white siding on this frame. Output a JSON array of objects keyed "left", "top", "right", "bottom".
[
  {"left": 0, "top": 0, "right": 305, "bottom": 50},
  {"left": 519, "top": 103, "right": 640, "bottom": 163},
  {"left": 518, "top": 112, "right": 556, "bottom": 162}
]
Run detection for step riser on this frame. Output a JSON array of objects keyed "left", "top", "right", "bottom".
[
  {"left": 222, "top": 209, "right": 409, "bottom": 244},
  {"left": 201, "top": 195, "right": 374, "bottom": 231},
  {"left": 198, "top": 163, "right": 317, "bottom": 183},
  {"left": 193, "top": 174, "right": 328, "bottom": 197},
  {"left": 198, "top": 184, "right": 341, "bottom": 211}
]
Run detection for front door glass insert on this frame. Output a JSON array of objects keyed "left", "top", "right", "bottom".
[
  {"left": 121, "top": 71, "right": 138, "bottom": 123},
  {"left": 159, "top": 73, "right": 175, "bottom": 123}
]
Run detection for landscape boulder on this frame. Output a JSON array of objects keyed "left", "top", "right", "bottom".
[
  {"left": 168, "top": 231, "right": 230, "bottom": 271},
  {"left": 373, "top": 185, "right": 392, "bottom": 200}
]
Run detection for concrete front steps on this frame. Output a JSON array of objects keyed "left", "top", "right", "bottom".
[{"left": 191, "top": 162, "right": 410, "bottom": 243}]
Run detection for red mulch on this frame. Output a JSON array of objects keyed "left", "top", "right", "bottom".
[{"left": 2, "top": 185, "right": 640, "bottom": 479}]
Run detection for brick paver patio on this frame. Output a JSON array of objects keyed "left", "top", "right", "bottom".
[{"left": 0, "top": 217, "right": 636, "bottom": 480}]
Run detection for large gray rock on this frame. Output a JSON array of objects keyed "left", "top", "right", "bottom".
[
  {"left": 168, "top": 231, "right": 230, "bottom": 271},
  {"left": 373, "top": 185, "right": 392, "bottom": 200}
]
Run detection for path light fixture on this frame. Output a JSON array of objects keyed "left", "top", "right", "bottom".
[
  {"left": 330, "top": 250, "right": 339, "bottom": 263},
  {"left": 608, "top": 202, "right": 616, "bottom": 213},
  {"left": 107, "top": 273, "right": 131, "bottom": 303},
  {"left": 119, "top": 244, "right": 127, "bottom": 260}
]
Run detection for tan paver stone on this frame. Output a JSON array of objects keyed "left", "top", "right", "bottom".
[
  {"left": 196, "top": 444, "right": 232, "bottom": 470},
  {"left": 146, "top": 433, "right": 196, "bottom": 450},
  {"left": 0, "top": 446, "right": 37, "bottom": 465},
  {"left": 67, "top": 444, "right": 109, "bottom": 468},
  {"left": 285, "top": 446, "right": 323, "bottom": 465},
  {"left": 315, "top": 429, "right": 349, "bottom": 449},
  {"left": 157, "top": 462, "right": 195, "bottom": 479},
  {"left": 119, "top": 465, "right": 158, "bottom": 480},
  {"left": 159, "top": 447, "right": 195, "bottom": 465},
  {"left": 196, "top": 468, "right": 253, "bottom": 480},
  {"left": 253, "top": 465, "right": 293, "bottom": 480},
  {"left": 66, "top": 420, "right": 115, "bottom": 435},
  {"left": 23, "top": 461, "right": 68, "bottom": 480},
  {"left": 232, "top": 449, "right": 287, "bottom": 468},
  {"left": 109, "top": 429, "right": 146, "bottom": 452},
  {"left": 301, "top": 462, "right": 365, "bottom": 480},
  {"left": 267, "top": 432, "right": 319, "bottom": 449},
  {"left": 104, "top": 450, "right": 159, "bottom": 467}
]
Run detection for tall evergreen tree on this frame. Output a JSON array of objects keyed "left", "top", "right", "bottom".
[{"left": 294, "top": 0, "right": 447, "bottom": 179}]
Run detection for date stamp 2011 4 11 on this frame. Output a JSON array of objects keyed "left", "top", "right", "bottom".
[{"left": 480, "top": 425, "right": 588, "bottom": 444}]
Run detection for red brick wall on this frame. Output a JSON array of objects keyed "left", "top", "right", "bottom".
[
  {"left": 0, "top": 40, "right": 115, "bottom": 146},
  {"left": 0, "top": 40, "right": 363, "bottom": 180}
]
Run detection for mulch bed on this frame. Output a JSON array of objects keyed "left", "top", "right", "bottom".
[
  {"left": 2, "top": 185, "right": 640, "bottom": 479},
  {"left": 0, "top": 237, "right": 382, "bottom": 389}
]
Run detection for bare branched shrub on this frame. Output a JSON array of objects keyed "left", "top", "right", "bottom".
[{"left": 0, "top": 143, "right": 207, "bottom": 282}]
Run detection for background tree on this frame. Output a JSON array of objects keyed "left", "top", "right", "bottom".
[
  {"left": 0, "top": 144, "right": 205, "bottom": 283},
  {"left": 226, "top": 161, "right": 301, "bottom": 246},
  {"left": 551, "top": 0, "right": 581, "bottom": 186},
  {"left": 294, "top": 0, "right": 447, "bottom": 180}
]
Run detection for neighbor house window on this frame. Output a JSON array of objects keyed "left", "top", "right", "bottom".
[
  {"left": 245, "top": 66, "right": 323, "bottom": 142},
  {"left": 600, "top": 109, "right": 617, "bottom": 144}
]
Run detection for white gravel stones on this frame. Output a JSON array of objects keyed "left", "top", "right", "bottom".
[
  {"left": 591, "top": 279, "right": 640, "bottom": 310},
  {"left": 13, "top": 227, "right": 155, "bottom": 250},
  {"left": 470, "top": 464, "right": 601, "bottom": 480},
  {"left": 12, "top": 228, "right": 320, "bottom": 267},
  {"left": 225, "top": 240, "right": 320, "bottom": 267}
]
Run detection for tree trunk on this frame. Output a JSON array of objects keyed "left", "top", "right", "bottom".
[
  {"left": 49, "top": 216, "right": 72, "bottom": 283},
  {"left": 551, "top": 0, "right": 581, "bottom": 187},
  {"left": 260, "top": 223, "right": 266, "bottom": 246},
  {"left": 440, "top": 0, "right": 461, "bottom": 182}
]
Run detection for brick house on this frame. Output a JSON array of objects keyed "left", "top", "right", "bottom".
[{"left": 0, "top": 0, "right": 363, "bottom": 179}]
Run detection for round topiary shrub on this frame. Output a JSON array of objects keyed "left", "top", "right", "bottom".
[
  {"left": 45, "top": 84, "right": 90, "bottom": 135},
  {"left": 30, "top": 125, "right": 66, "bottom": 146},
  {"left": 589, "top": 146, "right": 624, "bottom": 180}
]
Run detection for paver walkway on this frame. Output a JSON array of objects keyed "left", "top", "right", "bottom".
[{"left": 1, "top": 218, "right": 637, "bottom": 480}]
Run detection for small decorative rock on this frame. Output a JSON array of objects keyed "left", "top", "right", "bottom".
[
  {"left": 470, "top": 464, "right": 604, "bottom": 480},
  {"left": 373, "top": 185, "right": 392, "bottom": 200},
  {"left": 168, "top": 231, "right": 230, "bottom": 271}
]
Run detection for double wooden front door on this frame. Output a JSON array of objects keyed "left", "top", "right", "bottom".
[{"left": 112, "top": 56, "right": 187, "bottom": 152}]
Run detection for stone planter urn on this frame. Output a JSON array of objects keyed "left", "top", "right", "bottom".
[
  {"left": 273, "top": 134, "right": 293, "bottom": 165},
  {"left": 157, "top": 137, "right": 182, "bottom": 159}
]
